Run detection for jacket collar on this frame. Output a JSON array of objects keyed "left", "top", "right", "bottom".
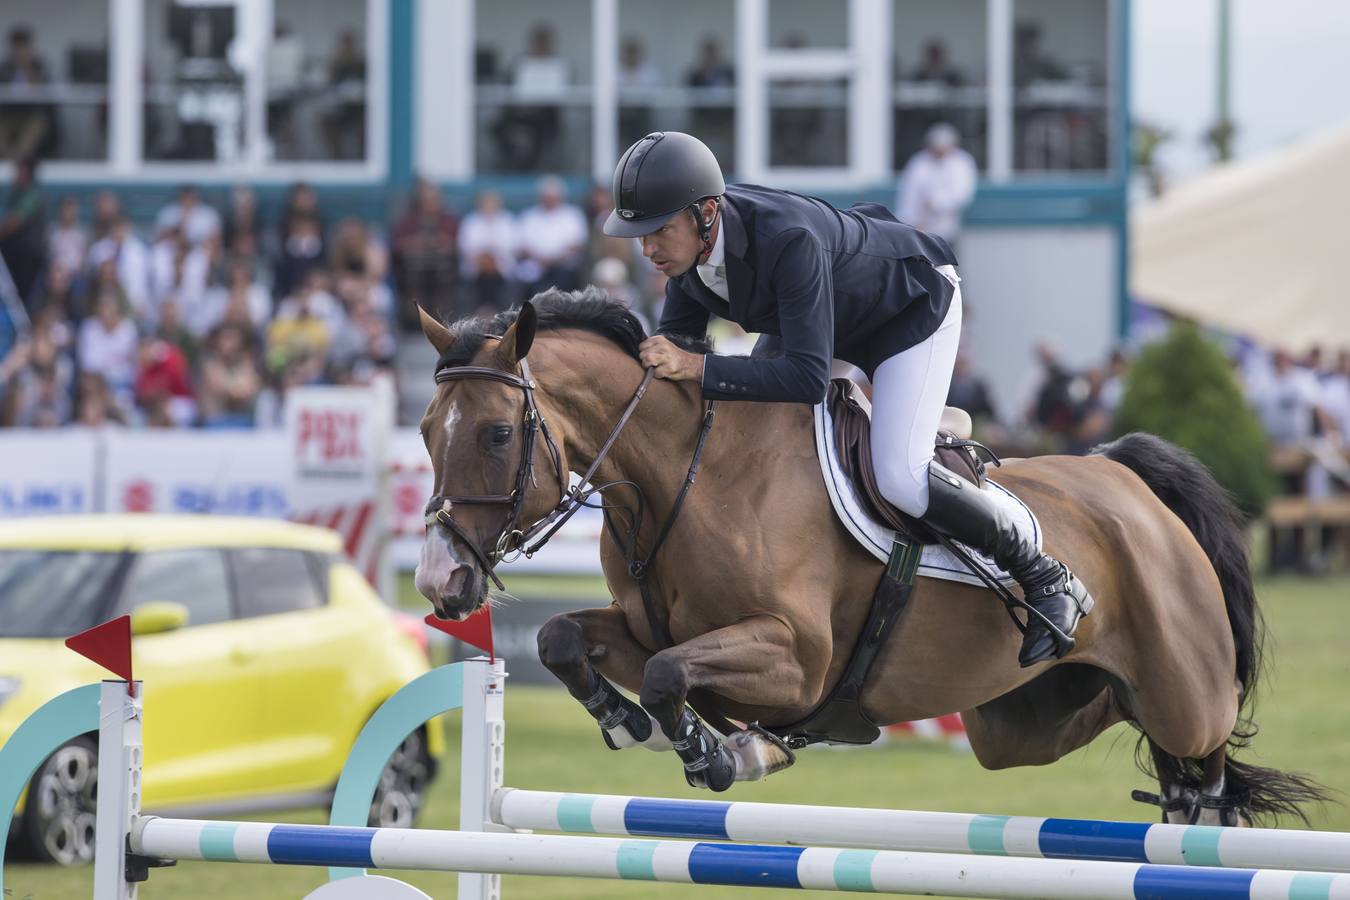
[{"left": 719, "top": 194, "right": 754, "bottom": 321}]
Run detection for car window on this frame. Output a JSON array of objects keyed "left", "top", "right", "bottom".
[
  {"left": 230, "top": 548, "right": 325, "bottom": 618},
  {"left": 0, "top": 550, "right": 126, "bottom": 637},
  {"left": 119, "top": 549, "right": 233, "bottom": 627}
]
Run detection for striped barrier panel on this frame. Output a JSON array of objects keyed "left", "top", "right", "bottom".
[
  {"left": 492, "top": 788, "right": 1350, "bottom": 875},
  {"left": 128, "top": 815, "right": 1350, "bottom": 900}
]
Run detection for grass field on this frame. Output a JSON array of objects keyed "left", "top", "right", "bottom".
[{"left": 7, "top": 575, "right": 1349, "bottom": 900}]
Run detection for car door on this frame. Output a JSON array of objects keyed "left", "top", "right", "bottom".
[
  {"left": 116, "top": 547, "right": 268, "bottom": 809},
  {"left": 224, "top": 547, "right": 358, "bottom": 794}
]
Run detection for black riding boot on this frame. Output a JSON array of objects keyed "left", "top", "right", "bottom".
[{"left": 920, "top": 463, "right": 1094, "bottom": 666}]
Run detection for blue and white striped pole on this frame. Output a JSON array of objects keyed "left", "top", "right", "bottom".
[
  {"left": 493, "top": 789, "right": 1350, "bottom": 875},
  {"left": 128, "top": 815, "right": 1350, "bottom": 899}
]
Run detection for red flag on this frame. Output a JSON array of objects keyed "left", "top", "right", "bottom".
[
  {"left": 66, "top": 616, "right": 133, "bottom": 686},
  {"left": 424, "top": 607, "right": 494, "bottom": 662}
]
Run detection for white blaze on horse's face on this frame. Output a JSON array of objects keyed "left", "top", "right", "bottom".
[
  {"left": 415, "top": 399, "right": 478, "bottom": 619},
  {"left": 442, "top": 399, "right": 462, "bottom": 444}
]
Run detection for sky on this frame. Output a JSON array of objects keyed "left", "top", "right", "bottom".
[{"left": 1132, "top": 0, "right": 1350, "bottom": 182}]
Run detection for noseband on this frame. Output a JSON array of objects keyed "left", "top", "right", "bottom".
[{"left": 425, "top": 358, "right": 678, "bottom": 591}]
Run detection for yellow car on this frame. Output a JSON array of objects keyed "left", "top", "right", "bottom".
[{"left": 0, "top": 515, "right": 444, "bottom": 865}]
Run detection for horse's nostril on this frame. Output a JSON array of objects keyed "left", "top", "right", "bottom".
[{"left": 444, "top": 566, "right": 469, "bottom": 597}]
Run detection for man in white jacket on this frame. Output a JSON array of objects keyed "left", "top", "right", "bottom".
[{"left": 895, "top": 122, "right": 977, "bottom": 250}]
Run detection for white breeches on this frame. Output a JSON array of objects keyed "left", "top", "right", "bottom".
[{"left": 869, "top": 266, "right": 963, "bottom": 517}]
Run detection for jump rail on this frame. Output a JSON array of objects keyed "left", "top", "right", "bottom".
[
  {"left": 491, "top": 787, "right": 1350, "bottom": 875},
  {"left": 2, "top": 656, "right": 1345, "bottom": 899},
  {"left": 125, "top": 814, "right": 1350, "bottom": 900}
]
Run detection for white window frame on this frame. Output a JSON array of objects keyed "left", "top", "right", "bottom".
[
  {"left": 735, "top": 0, "right": 889, "bottom": 189},
  {"left": 32, "top": 0, "right": 388, "bottom": 183}
]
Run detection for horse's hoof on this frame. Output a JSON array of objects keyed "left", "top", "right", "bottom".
[
  {"left": 684, "top": 746, "right": 737, "bottom": 792},
  {"left": 725, "top": 729, "right": 796, "bottom": 782}
]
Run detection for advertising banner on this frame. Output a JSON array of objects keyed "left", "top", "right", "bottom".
[
  {"left": 103, "top": 431, "right": 291, "bottom": 515},
  {"left": 285, "top": 378, "right": 395, "bottom": 595},
  {"left": 0, "top": 431, "right": 98, "bottom": 516}
]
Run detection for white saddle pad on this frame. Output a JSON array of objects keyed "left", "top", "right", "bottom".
[{"left": 813, "top": 387, "right": 1040, "bottom": 588}]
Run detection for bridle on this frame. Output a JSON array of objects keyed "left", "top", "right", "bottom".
[{"left": 424, "top": 356, "right": 716, "bottom": 599}]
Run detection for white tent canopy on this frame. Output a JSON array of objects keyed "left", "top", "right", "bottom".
[{"left": 1131, "top": 122, "right": 1350, "bottom": 351}]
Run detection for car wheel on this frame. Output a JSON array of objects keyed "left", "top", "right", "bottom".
[
  {"left": 22, "top": 736, "right": 99, "bottom": 866},
  {"left": 368, "top": 727, "right": 432, "bottom": 829}
]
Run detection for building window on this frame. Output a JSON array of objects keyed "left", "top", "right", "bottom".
[
  {"left": 769, "top": 0, "right": 848, "bottom": 49},
  {"left": 0, "top": 2, "right": 110, "bottom": 162},
  {"left": 1012, "top": 0, "right": 1110, "bottom": 172},
  {"left": 139, "top": 0, "right": 377, "bottom": 167},
  {"left": 267, "top": 0, "right": 370, "bottom": 162},
  {"left": 892, "top": 0, "right": 987, "bottom": 171},
  {"left": 615, "top": 0, "right": 736, "bottom": 173},
  {"left": 474, "top": 0, "right": 592, "bottom": 174},
  {"left": 142, "top": 0, "right": 247, "bottom": 162},
  {"left": 768, "top": 77, "right": 849, "bottom": 168}
]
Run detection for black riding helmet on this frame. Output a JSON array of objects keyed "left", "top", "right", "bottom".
[{"left": 603, "top": 131, "right": 725, "bottom": 239}]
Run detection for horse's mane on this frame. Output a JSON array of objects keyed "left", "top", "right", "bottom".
[{"left": 433, "top": 287, "right": 714, "bottom": 371}]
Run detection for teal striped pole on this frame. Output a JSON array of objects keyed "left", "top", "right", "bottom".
[
  {"left": 130, "top": 815, "right": 1350, "bottom": 899},
  {"left": 494, "top": 789, "right": 1350, "bottom": 875}
]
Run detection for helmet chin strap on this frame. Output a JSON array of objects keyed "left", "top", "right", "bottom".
[{"left": 690, "top": 198, "right": 720, "bottom": 264}]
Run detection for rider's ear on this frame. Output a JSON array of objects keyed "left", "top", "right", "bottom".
[
  {"left": 497, "top": 301, "right": 537, "bottom": 366},
  {"left": 418, "top": 304, "right": 456, "bottom": 355}
]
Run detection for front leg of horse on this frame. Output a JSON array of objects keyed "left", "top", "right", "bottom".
[
  {"left": 640, "top": 617, "right": 813, "bottom": 792},
  {"left": 536, "top": 607, "right": 672, "bottom": 752}
]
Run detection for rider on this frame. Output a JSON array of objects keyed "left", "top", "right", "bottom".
[{"left": 603, "top": 131, "right": 1093, "bottom": 667}]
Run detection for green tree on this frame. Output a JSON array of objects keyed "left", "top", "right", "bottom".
[{"left": 1113, "top": 322, "right": 1275, "bottom": 518}]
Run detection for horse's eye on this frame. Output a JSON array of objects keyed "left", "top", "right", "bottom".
[{"left": 491, "top": 425, "right": 513, "bottom": 446}]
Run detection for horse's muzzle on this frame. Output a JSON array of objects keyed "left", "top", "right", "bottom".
[{"left": 416, "top": 561, "right": 486, "bottom": 621}]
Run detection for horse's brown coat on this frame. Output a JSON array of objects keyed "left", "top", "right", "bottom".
[{"left": 419, "top": 321, "right": 1242, "bottom": 777}]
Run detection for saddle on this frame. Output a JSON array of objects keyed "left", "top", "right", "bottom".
[
  {"left": 828, "top": 378, "right": 991, "bottom": 542},
  {"left": 762, "top": 380, "right": 1001, "bottom": 749}
]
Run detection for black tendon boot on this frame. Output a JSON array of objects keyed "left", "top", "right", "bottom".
[
  {"left": 671, "top": 709, "right": 736, "bottom": 791},
  {"left": 921, "top": 463, "right": 1094, "bottom": 666}
]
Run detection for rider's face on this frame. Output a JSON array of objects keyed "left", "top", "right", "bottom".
[{"left": 639, "top": 201, "right": 714, "bottom": 277}]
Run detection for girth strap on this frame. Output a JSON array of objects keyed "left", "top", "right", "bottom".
[{"left": 765, "top": 536, "right": 924, "bottom": 748}]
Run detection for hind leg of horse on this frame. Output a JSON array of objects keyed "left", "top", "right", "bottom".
[
  {"left": 536, "top": 606, "right": 672, "bottom": 752},
  {"left": 961, "top": 664, "right": 1125, "bottom": 769},
  {"left": 640, "top": 615, "right": 819, "bottom": 792},
  {"left": 1138, "top": 742, "right": 1244, "bottom": 825}
]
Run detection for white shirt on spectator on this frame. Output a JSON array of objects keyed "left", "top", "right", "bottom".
[
  {"left": 896, "top": 147, "right": 978, "bottom": 243},
  {"left": 516, "top": 203, "right": 587, "bottom": 267},
  {"left": 458, "top": 209, "right": 518, "bottom": 278},
  {"left": 49, "top": 224, "right": 88, "bottom": 276},
  {"left": 1256, "top": 365, "right": 1322, "bottom": 447},
  {"left": 1321, "top": 370, "right": 1350, "bottom": 443},
  {"left": 87, "top": 234, "right": 153, "bottom": 319},
  {"left": 154, "top": 202, "right": 222, "bottom": 247},
  {"left": 619, "top": 61, "right": 662, "bottom": 89},
  {"left": 77, "top": 317, "right": 138, "bottom": 394},
  {"left": 149, "top": 242, "right": 211, "bottom": 328},
  {"left": 199, "top": 282, "right": 273, "bottom": 337}
]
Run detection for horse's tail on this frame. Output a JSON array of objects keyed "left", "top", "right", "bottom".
[{"left": 1093, "top": 432, "right": 1328, "bottom": 824}]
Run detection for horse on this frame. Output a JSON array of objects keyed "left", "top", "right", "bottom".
[{"left": 413, "top": 289, "right": 1324, "bottom": 826}]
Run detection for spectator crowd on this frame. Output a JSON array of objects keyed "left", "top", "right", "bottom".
[
  {"left": 4, "top": 154, "right": 1348, "bottom": 532},
  {"left": 0, "top": 160, "right": 665, "bottom": 430},
  {"left": 961, "top": 324, "right": 1350, "bottom": 467}
]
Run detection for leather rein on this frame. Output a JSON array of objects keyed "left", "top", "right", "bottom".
[{"left": 424, "top": 358, "right": 717, "bottom": 610}]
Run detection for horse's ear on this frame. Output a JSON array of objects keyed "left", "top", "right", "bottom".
[
  {"left": 497, "top": 302, "right": 537, "bottom": 366},
  {"left": 418, "top": 305, "right": 456, "bottom": 355}
]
